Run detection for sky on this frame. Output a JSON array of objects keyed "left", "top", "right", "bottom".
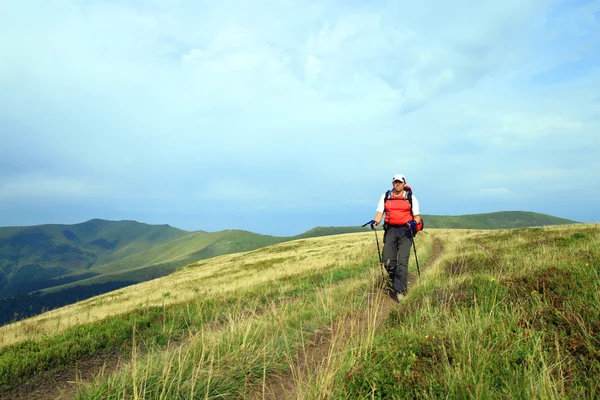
[{"left": 1, "top": 0, "right": 599, "bottom": 236}]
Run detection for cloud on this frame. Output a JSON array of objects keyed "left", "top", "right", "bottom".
[
  {"left": 0, "top": 174, "right": 107, "bottom": 201},
  {"left": 481, "top": 169, "right": 568, "bottom": 182},
  {"left": 498, "top": 114, "right": 583, "bottom": 138},
  {"left": 195, "top": 181, "right": 270, "bottom": 203},
  {"left": 474, "top": 188, "right": 518, "bottom": 199},
  {"left": 0, "top": 0, "right": 599, "bottom": 233}
]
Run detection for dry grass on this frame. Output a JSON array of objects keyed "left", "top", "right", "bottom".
[
  {"left": 311, "top": 223, "right": 600, "bottom": 399},
  {"left": 0, "top": 228, "right": 437, "bottom": 398},
  {"left": 0, "top": 232, "right": 380, "bottom": 348}
]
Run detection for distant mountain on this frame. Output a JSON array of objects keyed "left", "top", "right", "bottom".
[
  {"left": 293, "top": 211, "right": 577, "bottom": 237},
  {"left": 40, "top": 229, "right": 288, "bottom": 294},
  {"left": 421, "top": 211, "right": 577, "bottom": 229},
  {"left": 0, "top": 211, "right": 578, "bottom": 325},
  {"left": 0, "top": 219, "right": 188, "bottom": 298},
  {"left": 293, "top": 226, "right": 367, "bottom": 239},
  {"left": 0, "top": 220, "right": 293, "bottom": 325}
]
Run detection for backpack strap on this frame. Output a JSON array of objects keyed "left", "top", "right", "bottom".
[{"left": 405, "top": 187, "right": 414, "bottom": 216}]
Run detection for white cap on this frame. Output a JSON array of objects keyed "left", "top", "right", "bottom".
[{"left": 392, "top": 174, "right": 406, "bottom": 183}]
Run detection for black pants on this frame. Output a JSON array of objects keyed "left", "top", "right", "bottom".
[{"left": 382, "top": 225, "right": 413, "bottom": 295}]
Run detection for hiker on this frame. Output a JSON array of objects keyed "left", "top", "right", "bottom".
[{"left": 370, "top": 174, "right": 422, "bottom": 302}]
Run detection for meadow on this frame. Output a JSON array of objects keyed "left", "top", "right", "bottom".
[{"left": 0, "top": 223, "right": 597, "bottom": 399}]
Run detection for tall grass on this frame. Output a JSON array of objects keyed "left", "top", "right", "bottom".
[
  {"left": 0, "top": 257, "right": 373, "bottom": 391},
  {"left": 69, "top": 231, "right": 435, "bottom": 399},
  {"left": 5, "top": 225, "right": 595, "bottom": 399},
  {"left": 0, "top": 232, "right": 377, "bottom": 348},
  {"left": 74, "top": 275, "right": 374, "bottom": 399},
  {"left": 309, "top": 224, "right": 600, "bottom": 399}
]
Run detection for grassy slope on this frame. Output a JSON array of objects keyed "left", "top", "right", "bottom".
[
  {"left": 423, "top": 210, "right": 576, "bottom": 229},
  {"left": 317, "top": 224, "right": 600, "bottom": 399},
  {"left": 0, "top": 219, "right": 188, "bottom": 267},
  {"left": 65, "top": 219, "right": 190, "bottom": 266},
  {"left": 91, "top": 229, "right": 286, "bottom": 275},
  {"left": 0, "top": 219, "right": 188, "bottom": 296},
  {"left": 40, "top": 229, "right": 288, "bottom": 293},
  {"left": 0, "top": 231, "right": 403, "bottom": 393},
  {"left": 0, "top": 224, "right": 597, "bottom": 398},
  {"left": 42, "top": 227, "right": 374, "bottom": 293},
  {"left": 293, "top": 211, "right": 576, "bottom": 238},
  {"left": 293, "top": 226, "right": 368, "bottom": 239}
]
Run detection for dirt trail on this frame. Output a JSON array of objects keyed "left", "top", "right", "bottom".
[
  {"left": 253, "top": 237, "right": 444, "bottom": 400},
  {"left": 0, "top": 350, "right": 124, "bottom": 400},
  {"left": 2, "top": 238, "right": 444, "bottom": 400}
]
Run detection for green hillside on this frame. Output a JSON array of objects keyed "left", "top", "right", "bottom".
[
  {"left": 40, "top": 229, "right": 288, "bottom": 293},
  {"left": 293, "top": 226, "right": 368, "bottom": 239},
  {"left": 300, "top": 211, "right": 577, "bottom": 237},
  {"left": 0, "top": 223, "right": 293, "bottom": 326},
  {"left": 0, "top": 219, "right": 187, "bottom": 297},
  {"left": 422, "top": 211, "right": 576, "bottom": 229}
]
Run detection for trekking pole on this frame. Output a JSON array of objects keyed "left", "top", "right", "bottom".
[
  {"left": 408, "top": 227, "right": 421, "bottom": 277},
  {"left": 374, "top": 229, "right": 382, "bottom": 264},
  {"left": 362, "top": 220, "right": 387, "bottom": 286},
  {"left": 361, "top": 220, "right": 382, "bottom": 263}
]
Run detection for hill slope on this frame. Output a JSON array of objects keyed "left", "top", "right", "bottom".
[
  {"left": 296, "top": 211, "right": 576, "bottom": 238},
  {"left": 0, "top": 223, "right": 597, "bottom": 399},
  {"left": 0, "top": 219, "right": 187, "bottom": 297},
  {"left": 0, "top": 223, "right": 288, "bottom": 325},
  {"left": 40, "top": 229, "right": 288, "bottom": 293},
  {"left": 422, "top": 211, "right": 576, "bottom": 229}
]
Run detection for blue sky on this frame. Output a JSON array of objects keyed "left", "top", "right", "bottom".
[{"left": 1, "top": 0, "right": 599, "bottom": 236}]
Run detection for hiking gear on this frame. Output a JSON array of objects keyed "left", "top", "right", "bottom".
[
  {"left": 408, "top": 220, "right": 415, "bottom": 230},
  {"left": 374, "top": 229, "right": 382, "bottom": 264},
  {"left": 382, "top": 225, "right": 412, "bottom": 295},
  {"left": 392, "top": 174, "right": 406, "bottom": 183},
  {"left": 408, "top": 220, "right": 417, "bottom": 233},
  {"left": 383, "top": 190, "right": 415, "bottom": 226},
  {"left": 362, "top": 220, "right": 382, "bottom": 264},
  {"left": 408, "top": 226, "right": 421, "bottom": 278},
  {"left": 362, "top": 219, "right": 378, "bottom": 231},
  {"left": 383, "top": 186, "right": 423, "bottom": 235},
  {"left": 362, "top": 220, "right": 386, "bottom": 286}
]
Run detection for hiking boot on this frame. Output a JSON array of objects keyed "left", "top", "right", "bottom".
[{"left": 390, "top": 291, "right": 405, "bottom": 303}]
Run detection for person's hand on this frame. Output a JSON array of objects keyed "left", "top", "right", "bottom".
[
  {"left": 370, "top": 220, "right": 379, "bottom": 230},
  {"left": 407, "top": 220, "right": 416, "bottom": 233}
]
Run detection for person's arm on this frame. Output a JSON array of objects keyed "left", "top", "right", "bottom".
[
  {"left": 372, "top": 194, "right": 385, "bottom": 227},
  {"left": 411, "top": 195, "right": 421, "bottom": 225},
  {"left": 373, "top": 211, "right": 383, "bottom": 226}
]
